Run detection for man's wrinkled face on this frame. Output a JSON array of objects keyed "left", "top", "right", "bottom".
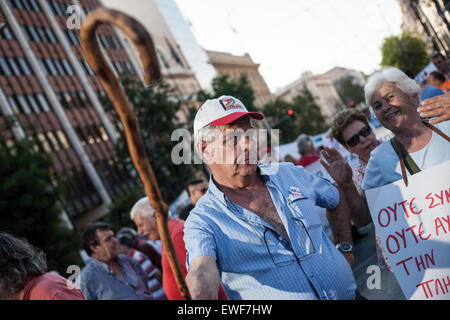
[
  {"left": 91, "top": 229, "right": 119, "bottom": 263},
  {"left": 133, "top": 213, "right": 159, "bottom": 242},
  {"left": 203, "top": 117, "right": 258, "bottom": 179}
]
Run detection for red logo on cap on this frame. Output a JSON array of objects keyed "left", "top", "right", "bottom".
[{"left": 219, "top": 98, "right": 242, "bottom": 111}]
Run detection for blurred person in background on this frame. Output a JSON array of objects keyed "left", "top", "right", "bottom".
[
  {"left": 80, "top": 222, "right": 154, "bottom": 300},
  {"left": 427, "top": 71, "right": 448, "bottom": 92},
  {"left": 297, "top": 134, "right": 320, "bottom": 167},
  {"left": 0, "top": 232, "right": 85, "bottom": 300},
  {"left": 116, "top": 230, "right": 166, "bottom": 300},
  {"left": 177, "top": 179, "right": 208, "bottom": 221},
  {"left": 130, "top": 197, "right": 228, "bottom": 300}
]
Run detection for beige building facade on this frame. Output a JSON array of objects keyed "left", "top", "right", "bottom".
[
  {"left": 205, "top": 50, "right": 274, "bottom": 109},
  {"left": 102, "top": 0, "right": 203, "bottom": 123}
]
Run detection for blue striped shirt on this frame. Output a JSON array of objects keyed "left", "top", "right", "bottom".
[{"left": 184, "top": 162, "right": 356, "bottom": 300}]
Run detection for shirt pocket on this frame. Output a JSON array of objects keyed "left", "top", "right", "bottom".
[
  {"left": 287, "top": 198, "right": 321, "bottom": 258},
  {"left": 263, "top": 228, "right": 297, "bottom": 266}
]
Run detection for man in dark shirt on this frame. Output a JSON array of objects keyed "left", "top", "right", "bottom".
[{"left": 177, "top": 179, "right": 208, "bottom": 220}]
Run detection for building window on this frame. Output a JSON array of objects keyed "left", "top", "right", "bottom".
[
  {"left": 27, "top": 94, "right": 41, "bottom": 113},
  {"left": 36, "top": 132, "right": 52, "bottom": 153},
  {"left": 37, "top": 93, "right": 51, "bottom": 112},
  {"left": 7, "top": 0, "right": 24, "bottom": 10},
  {"left": 7, "top": 95, "right": 19, "bottom": 113},
  {"left": 29, "top": 0, "right": 41, "bottom": 12},
  {"left": 56, "top": 130, "right": 70, "bottom": 149},
  {"left": 61, "top": 59, "right": 74, "bottom": 75},
  {"left": 18, "top": 58, "right": 32, "bottom": 76},
  {"left": 0, "top": 57, "right": 13, "bottom": 76},
  {"left": 0, "top": 25, "right": 14, "bottom": 40},
  {"left": 7, "top": 57, "right": 22, "bottom": 76},
  {"left": 17, "top": 95, "right": 32, "bottom": 114},
  {"left": 45, "top": 27, "right": 57, "bottom": 44},
  {"left": 53, "top": 59, "right": 66, "bottom": 75},
  {"left": 44, "top": 59, "right": 58, "bottom": 76}
]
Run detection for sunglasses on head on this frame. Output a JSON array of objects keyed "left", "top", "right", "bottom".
[{"left": 345, "top": 125, "right": 372, "bottom": 147}]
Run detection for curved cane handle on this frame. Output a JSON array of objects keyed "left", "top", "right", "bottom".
[{"left": 80, "top": 8, "right": 191, "bottom": 300}]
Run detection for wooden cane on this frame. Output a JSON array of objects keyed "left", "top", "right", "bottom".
[{"left": 80, "top": 8, "right": 191, "bottom": 300}]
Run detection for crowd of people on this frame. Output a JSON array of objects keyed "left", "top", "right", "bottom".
[{"left": 1, "top": 57, "right": 450, "bottom": 300}]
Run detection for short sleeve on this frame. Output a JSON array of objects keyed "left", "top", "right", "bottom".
[
  {"left": 183, "top": 212, "right": 217, "bottom": 269},
  {"left": 291, "top": 164, "right": 339, "bottom": 209}
]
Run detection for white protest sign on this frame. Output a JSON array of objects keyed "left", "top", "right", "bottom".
[
  {"left": 414, "top": 61, "right": 438, "bottom": 85},
  {"left": 365, "top": 160, "right": 450, "bottom": 300}
]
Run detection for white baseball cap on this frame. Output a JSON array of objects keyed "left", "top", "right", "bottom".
[{"left": 193, "top": 95, "right": 264, "bottom": 136}]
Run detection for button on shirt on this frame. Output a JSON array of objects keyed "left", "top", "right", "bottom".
[
  {"left": 183, "top": 162, "right": 356, "bottom": 300},
  {"left": 80, "top": 254, "right": 154, "bottom": 300}
]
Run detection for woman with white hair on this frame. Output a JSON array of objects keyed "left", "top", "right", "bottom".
[{"left": 361, "top": 67, "right": 450, "bottom": 190}]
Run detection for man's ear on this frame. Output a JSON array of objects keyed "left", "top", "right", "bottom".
[{"left": 90, "top": 244, "right": 98, "bottom": 256}]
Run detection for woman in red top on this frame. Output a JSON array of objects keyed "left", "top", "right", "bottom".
[
  {"left": 296, "top": 134, "right": 320, "bottom": 167},
  {"left": 0, "top": 232, "right": 85, "bottom": 300}
]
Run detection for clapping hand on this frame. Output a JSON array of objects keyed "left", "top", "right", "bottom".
[{"left": 319, "top": 147, "right": 353, "bottom": 187}]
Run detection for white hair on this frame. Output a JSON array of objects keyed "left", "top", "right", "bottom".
[
  {"left": 130, "top": 197, "right": 155, "bottom": 220},
  {"left": 364, "top": 67, "right": 420, "bottom": 110}
]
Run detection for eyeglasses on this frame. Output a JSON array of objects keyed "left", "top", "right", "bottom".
[{"left": 345, "top": 125, "right": 372, "bottom": 147}]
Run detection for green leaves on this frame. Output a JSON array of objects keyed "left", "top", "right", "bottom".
[
  {"left": 0, "top": 138, "right": 81, "bottom": 273},
  {"left": 262, "top": 86, "right": 328, "bottom": 144},
  {"left": 381, "top": 32, "right": 429, "bottom": 75},
  {"left": 199, "top": 74, "right": 257, "bottom": 112}
]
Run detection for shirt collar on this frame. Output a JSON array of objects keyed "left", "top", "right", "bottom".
[
  {"left": 90, "top": 255, "right": 125, "bottom": 273},
  {"left": 207, "top": 164, "right": 274, "bottom": 206}
]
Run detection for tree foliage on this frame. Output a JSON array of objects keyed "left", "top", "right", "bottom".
[
  {"left": 381, "top": 32, "right": 429, "bottom": 75},
  {"left": 262, "top": 86, "right": 328, "bottom": 144},
  {"left": 335, "top": 77, "right": 365, "bottom": 108},
  {"left": 198, "top": 74, "right": 257, "bottom": 111},
  {"left": 0, "top": 138, "right": 81, "bottom": 274},
  {"left": 102, "top": 185, "right": 145, "bottom": 232},
  {"left": 101, "top": 74, "right": 198, "bottom": 204}
]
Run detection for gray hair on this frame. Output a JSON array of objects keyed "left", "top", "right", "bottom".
[
  {"left": 364, "top": 67, "right": 420, "bottom": 110},
  {"left": 194, "top": 124, "right": 220, "bottom": 163},
  {"left": 0, "top": 233, "right": 47, "bottom": 299},
  {"left": 130, "top": 197, "right": 155, "bottom": 221},
  {"left": 297, "top": 134, "right": 311, "bottom": 155}
]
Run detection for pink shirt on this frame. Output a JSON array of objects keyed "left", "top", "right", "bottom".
[
  {"left": 353, "top": 157, "right": 393, "bottom": 272},
  {"left": 21, "top": 273, "right": 85, "bottom": 300}
]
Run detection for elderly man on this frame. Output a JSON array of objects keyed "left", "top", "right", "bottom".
[
  {"left": 183, "top": 95, "right": 357, "bottom": 300},
  {"left": 80, "top": 222, "right": 154, "bottom": 300},
  {"left": 130, "top": 197, "right": 228, "bottom": 300}
]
